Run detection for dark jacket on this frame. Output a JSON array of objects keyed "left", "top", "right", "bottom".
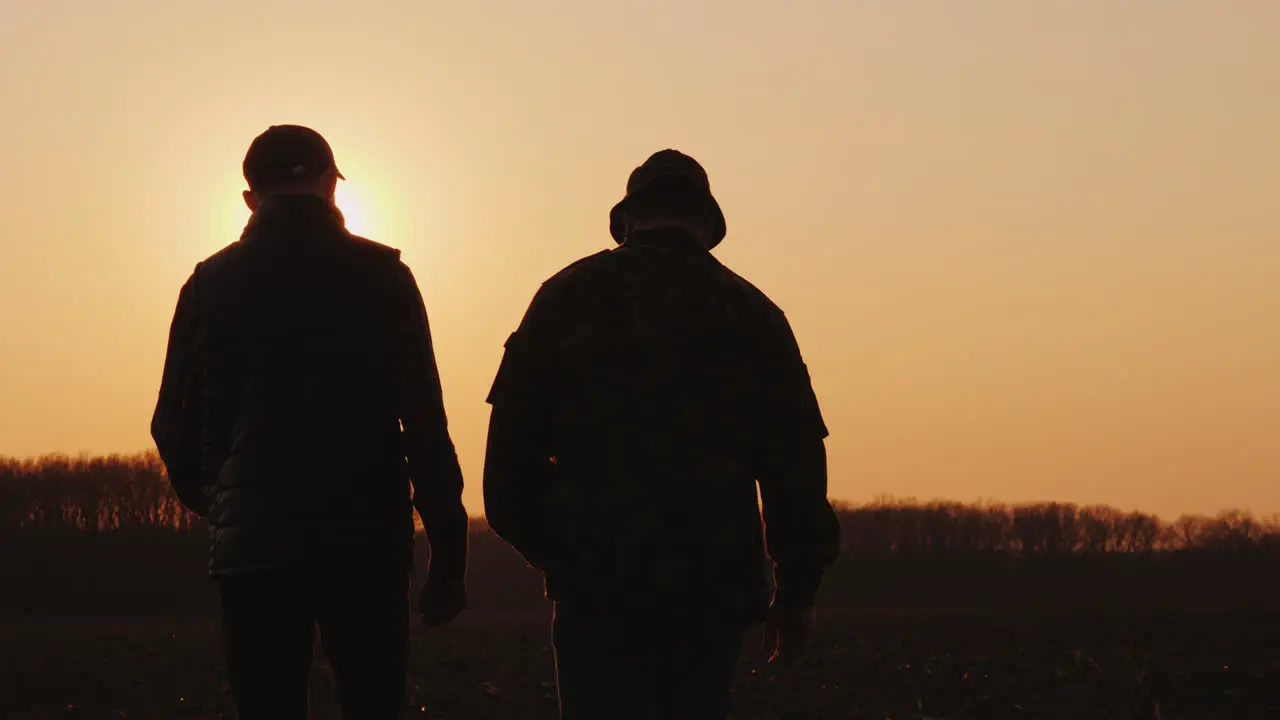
[
  {"left": 151, "top": 195, "right": 467, "bottom": 579},
  {"left": 483, "top": 228, "right": 839, "bottom": 621}
]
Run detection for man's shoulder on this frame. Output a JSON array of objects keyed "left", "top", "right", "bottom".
[
  {"left": 198, "top": 241, "right": 244, "bottom": 267},
  {"left": 532, "top": 249, "right": 616, "bottom": 302},
  {"left": 502, "top": 249, "right": 615, "bottom": 337},
  {"left": 543, "top": 248, "right": 615, "bottom": 284},
  {"left": 191, "top": 241, "right": 248, "bottom": 280},
  {"left": 710, "top": 260, "right": 788, "bottom": 322},
  {"left": 347, "top": 234, "right": 404, "bottom": 263},
  {"left": 343, "top": 234, "right": 414, "bottom": 288}
]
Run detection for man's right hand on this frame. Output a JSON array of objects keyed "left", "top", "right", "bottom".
[
  {"left": 419, "top": 576, "right": 466, "bottom": 627},
  {"left": 762, "top": 603, "right": 816, "bottom": 666}
]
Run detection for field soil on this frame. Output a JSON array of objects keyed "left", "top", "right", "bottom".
[{"left": 2, "top": 609, "right": 1276, "bottom": 719}]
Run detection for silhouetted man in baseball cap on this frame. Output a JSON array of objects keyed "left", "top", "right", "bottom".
[
  {"left": 241, "top": 123, "right": 346, "bottom": 190},
  {"left": 484, "top": 150, "right": 841, "bottom": 719},
  {"left": 152, "top": 124, "right": 468, "bottom": 719}
]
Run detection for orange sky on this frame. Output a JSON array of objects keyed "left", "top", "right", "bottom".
[{"left": 1, "top": 2, "right": 1277, "bottom": 519}]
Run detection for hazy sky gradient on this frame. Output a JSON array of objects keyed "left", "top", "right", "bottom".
[{"left": 1, "top": 1, "right": 1277, "bottom": 519}]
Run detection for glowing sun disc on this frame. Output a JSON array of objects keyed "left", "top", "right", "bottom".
[{"left": 334, "top": 180, "right": 376, "bottom": 238}]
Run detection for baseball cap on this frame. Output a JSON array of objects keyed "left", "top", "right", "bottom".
[
  {"left": 242, "top": 124, "right": 345, "bottom": 191},
  {"left": 609, "top": 149, "right": 727, "bottom": 249}
]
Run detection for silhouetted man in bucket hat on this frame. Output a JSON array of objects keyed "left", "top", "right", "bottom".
[
  {"left": 484, "top": 149, "right": 841, "bottom": 719},
  {"left": 151, "top": 124, "right": 468, "bottom": 719}
]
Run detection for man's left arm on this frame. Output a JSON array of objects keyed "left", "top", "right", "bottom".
[{"left": 151, "top": 274, "right": 208, "bottom": 517}]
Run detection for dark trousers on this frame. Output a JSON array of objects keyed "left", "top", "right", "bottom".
[
  {"left": 215, "top": 570, "right": 410, "bottom": 720},
  {"left": 551, "top": 603, "right": 748, "bottom": 720}
]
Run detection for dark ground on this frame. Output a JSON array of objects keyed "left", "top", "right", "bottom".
[{"left": 1, "top": 609, "right": 1276, "bottom": 720}]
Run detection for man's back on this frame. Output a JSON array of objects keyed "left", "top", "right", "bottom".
[
  {"left": 486, "top": 228, "right": 834, "bottom": 618},
  {"left": 154, "top": 194, "right": 464, "bottom": 574}
]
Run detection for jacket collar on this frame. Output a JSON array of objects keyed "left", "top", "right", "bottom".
[
  {"left": 621, "top": 226, "right": 709, "bottom": 253},
  {"left": 240, "top": 194, "right": 347, "bottom": 243}
]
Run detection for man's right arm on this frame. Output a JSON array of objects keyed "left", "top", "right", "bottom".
[
  {"left": 392, "top": 264, "right": 468, "bottom": 585},
  {"left": 151, "top": 273, "right": 209, "bottom": 517},
  {"left": 482, "top": 285, "right": 559, "bottom": 570},
  {"left": 755, "top": 309, "right": 841, "bottom": 610}
]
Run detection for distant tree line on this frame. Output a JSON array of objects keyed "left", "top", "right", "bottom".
[
  {"left": 3, "top": 453, "right": 1276, "bottom": 553},
  {"left": 0, "top": 453, "right": 198, "bottom": 533},
  {"left": 837, "top": 497, "right": 1280, "bottom": 555},
  {"left": 1, "top": 453, "right": 1277, "bottom": 615}
]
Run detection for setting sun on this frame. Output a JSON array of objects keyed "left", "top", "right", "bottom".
[{"left": 333, "top": 180, "right": 377, "bottom": 239}]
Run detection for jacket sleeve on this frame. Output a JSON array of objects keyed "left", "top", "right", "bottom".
[
  {"left": 151, "top": 273, "right": 209, "bottom": 517},
  {"left": 482, "top": 285, "right": 559, "bottom": 570},
  {"left": 754, "top": 310, "right": 841, "bottom": 609},
  {"left": 392, "top": 263, "right": 468, "bottom": 583}
]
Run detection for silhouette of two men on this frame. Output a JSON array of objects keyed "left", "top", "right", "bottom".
[{"left": 152, "top": 126, "right": 839, "bottom": 719}]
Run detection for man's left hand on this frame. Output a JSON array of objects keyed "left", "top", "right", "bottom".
[{"left": 762, "top": 603, "right": 816, "bottom": 666}]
